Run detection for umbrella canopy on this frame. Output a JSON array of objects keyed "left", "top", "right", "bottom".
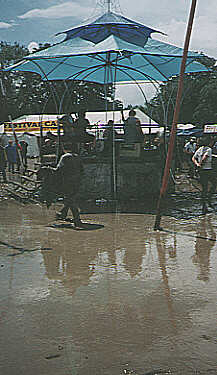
[
  {"left": 57, "top": 11, "right": 163, "bottom": 47},
  {"left": 5, "top": 34, "right": 208, "bottom": 84}
]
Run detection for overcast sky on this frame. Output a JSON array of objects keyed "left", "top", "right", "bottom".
[{"left": 1, "top": 0, "right": 216, "bottom": 105}]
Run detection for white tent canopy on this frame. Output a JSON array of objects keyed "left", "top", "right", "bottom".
[
  {"left": 85, "top": 109, "right": 159, "bottom": 126},
  {"left": 2, "top": 110, "right": 161, "bottom": 136},
  {"left": 0, "top": 132, "right": 40, "bottom": 157}
]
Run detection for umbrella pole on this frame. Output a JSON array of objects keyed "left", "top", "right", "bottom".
[
  {"left": 154, "top": 0, "right": 198, "bottom": 231},
  {"left": 111, "top": 55, "right": 119, "bottom": 202},
  {"left": 105, "top": 51, "right": 117, "bottom": 201},
  {"left": 39, "top": 122, "right": 43, "bottom": 163},
  {"left": 111, "top": 87, "right": 117, "bottom": 201}
]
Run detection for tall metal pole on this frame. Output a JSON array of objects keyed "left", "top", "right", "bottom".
[
  {"left": 154, "top": 0, "right": 198, "bottom": 231},
  {"left": 107, "top": 0, "right": 111, "bottom": 13}
]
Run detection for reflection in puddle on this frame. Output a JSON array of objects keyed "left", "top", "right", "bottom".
[{"left": 0, "top": 201, "right": 217, "bottom": 374}]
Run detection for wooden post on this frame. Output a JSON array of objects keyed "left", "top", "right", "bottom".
[{"left": 154, "top": 0, "right": 198, "bottom": 230}]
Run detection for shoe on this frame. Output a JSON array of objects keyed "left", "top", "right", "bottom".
[
  {"left": 56, "top": 212, "right": 67, "bottom": 220},
  {"left": 74, "top": 219, "right": 83, "bottom": 227}
]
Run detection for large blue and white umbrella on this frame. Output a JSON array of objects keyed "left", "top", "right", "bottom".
[
  {"left": 4, "top": 11, "right": 208, "bottom": 84},
  {"left": 2, "top": 10, "right": 208, "bottom": 199}
]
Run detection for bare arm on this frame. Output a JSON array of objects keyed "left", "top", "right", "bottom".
[
  {"left": 192, "top": 154, "right": 200, "bottom": 167},
  {"left": 192, "top": 151, "right": 208, "bottom": 167}
]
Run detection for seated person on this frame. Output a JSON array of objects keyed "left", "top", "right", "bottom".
[
  {"left": 103, "top": 120, "right": 119, "bottom": 156},
  {"left": 42, "top": 138, "right": 56, "bottom": 155},
  {"left": 103, "top": 120, "right": 119, "bottom": 140},
  {"left": 73, "top": 111, "right": 95, "bottom": 144},
  {"left": 59, "top": 114, "right": 75, "bottom": 140}
]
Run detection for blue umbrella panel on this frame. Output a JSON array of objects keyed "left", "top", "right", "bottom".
[
  {"left": 5, "top": 35, "right": 208, "bottom": 84},
  {"left": 57, "top": 11, "right": 163, "bottom": 47}
]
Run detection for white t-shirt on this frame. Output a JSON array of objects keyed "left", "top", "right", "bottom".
[
  {"left": 184, "top": 141, "right": 197, "bottom": 154},
  {"left": 193, "top": 146, "right": 212, "bottom": 169}
]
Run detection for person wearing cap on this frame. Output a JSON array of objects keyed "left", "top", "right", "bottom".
[
  {"left": 184, "top": 136, "right": 197, "bottom": 178},
  {"left": 192, "top": 136, "right": 216, "bottom": 214}
]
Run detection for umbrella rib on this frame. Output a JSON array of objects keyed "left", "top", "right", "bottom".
[
  {"left": 42, "top": 56, "right": 71, "bottom": 78},
  {"left": 114, "top": 63, "right": 160, "bottom": 86},
  {"left": 140, "top": 54, "right": 169, "bottom": 80},
  {"left": 64, "top": 64, "right": 106, "bottom": 81},
  {"left": 29, "top": 60, "right": 60, "bottom": 112},
  {"left": 27, "top": 55, "right": 107, "bottom": 80}
]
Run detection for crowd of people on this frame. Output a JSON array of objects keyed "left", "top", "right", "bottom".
[
  {"left": 38, "top": 109, "right": 147, "bottom": 226},
  {"left": 0, "top": 139, "right": 28, "bottom": 182},
  {"left": 40, "top": 109, "right": 148, "bottom": 158},
  {"left": 1, "top": 109, "right": 217, "bottom": 221}
]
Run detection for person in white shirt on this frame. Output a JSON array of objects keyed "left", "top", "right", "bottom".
[
  {"left": 184, "top": 137, "right": 197, "bottom": 177},
  {"left": 192, "top": 136, "right": 216, "bottom": 214}
]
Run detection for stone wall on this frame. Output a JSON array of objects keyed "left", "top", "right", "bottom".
[{"left": 79, "top": 158, "right": 165, "bottom": 200}]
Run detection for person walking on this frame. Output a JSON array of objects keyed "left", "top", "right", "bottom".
[
  {"left": 55, "top": 142, "right": 84, "bottom": 226},
  {"left": 192, "top": 136, "right": 216, "bottom": 214},
  {"left": 5, "top": 139, "right": 17, "bottom": 174},
  {"left": 0, "top": 141, "right": 7, "bottom": 183},
  {"left": 184, "top": 137, "right": 197, "bottom": 177}
]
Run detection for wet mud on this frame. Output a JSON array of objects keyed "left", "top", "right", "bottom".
[{"left": 1, "top": 194, "right": 217, "bottom": 375}]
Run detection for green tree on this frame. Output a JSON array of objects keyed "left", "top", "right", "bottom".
[{"left": 140, "top": 54, "right": 217, "bottom": 127}]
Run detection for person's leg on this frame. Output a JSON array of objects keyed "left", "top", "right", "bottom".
[
  {"left": 199, "top": 170, "right": 208, "bottom": 213},
  {"left": 56, "top": 196, "right": 69, "bottom": 219},
  {"left": 187, "top": 156, "right": 194, "bottom": 177},
  {"left": 24, "top": 155, "right": 28, "bottom": 169},
  {"left": 68, "top": 195, "right": 82, "bottom": 226},
  {"left": 2, "top": 167, "right": 7, "bottom": 182},
  {"left": 207, "top": 171, "right": 217, "bottom": 207}
]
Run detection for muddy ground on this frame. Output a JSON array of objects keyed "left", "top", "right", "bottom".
[{"left": 0, "top": 174, "right": 217, "bottom": 375}]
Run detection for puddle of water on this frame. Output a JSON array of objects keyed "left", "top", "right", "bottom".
[{"left": 0, "top": 200, "right": 217, "bottom": 374}]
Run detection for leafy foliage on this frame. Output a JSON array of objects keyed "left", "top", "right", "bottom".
[{"left": 140, "top": 55, "right": 217, "bottom": 127}]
